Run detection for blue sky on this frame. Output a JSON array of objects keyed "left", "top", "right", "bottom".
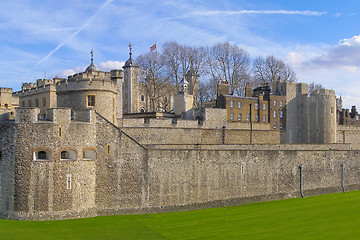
[{"left": 1, "top": 0, "right": 360, "bottom": 108}]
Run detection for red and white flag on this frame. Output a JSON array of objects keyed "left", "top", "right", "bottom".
[{"left": 150, "top": 43, "right": 157, "bottom": 51}]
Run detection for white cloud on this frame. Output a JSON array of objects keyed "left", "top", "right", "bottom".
[
  {"left": 304, "top": 35, "right": 360, "bottom": 71},
  {"left": 98, "top": 61, "right": 125, "bottom": 71},
  {"left": 192, "top": 10, "right": 327, "bottom": 16}
]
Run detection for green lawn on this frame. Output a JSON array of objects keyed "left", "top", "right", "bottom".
[{"left": 1, "top": 191, "right": 360, "bottom": 240}]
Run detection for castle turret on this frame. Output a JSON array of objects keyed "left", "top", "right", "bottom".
[
  {"left": 123, "top": 43, "right": 139, "bottom": 114},
  {"left": 174, "top": 78, "right": 193, "bottom": 119},
  {"left": 185, "top": 62, "right": 199, "bottom": 110},
  {"left": 56, "top": 51, "right": 119, "bottom": 124}
]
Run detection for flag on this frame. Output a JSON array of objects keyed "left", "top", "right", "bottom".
[{"left": 150, "top": 43, "right": 157, "bottom": 51}]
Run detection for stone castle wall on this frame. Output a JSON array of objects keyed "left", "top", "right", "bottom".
[
  {"left": 1, "top": 108, "right": 359, "bottom": 220},
  {"left": 337, "top": 126, "right": 360, "bottom": 149},
  {"left": 1, "top": 108, "right": 98, "bottom": 220},
  {"left": 143, "top": 147, "right": 359, "bottom": 211}
]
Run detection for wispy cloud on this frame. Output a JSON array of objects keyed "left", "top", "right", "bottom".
[
  {"left": 31, "top": 27, "right": 78, "bottom": 34},
  {"left": 192, "top": 10, "right": 327, "bottom": 16},
  {"left": 36, "top": 0, "right": 114, "bottom": 66}
]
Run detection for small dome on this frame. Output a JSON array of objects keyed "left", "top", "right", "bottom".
[
  {"left": 123, "top": 56, "right": 138, "bottom": 68},
  {"left": 85, "top": 62, "right": 98, "bottom": 72}
]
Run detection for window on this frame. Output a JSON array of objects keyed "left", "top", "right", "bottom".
[
  {"left": 280, "top": 111, "right": 283, "bottom": 119},
  {"left": 280, "top": 122, "right": 283, "bottom": 129},
  {"left": 106, "top": 144, "right": 110, "bottom": 155},
  {"left": 5, "top": 103, "right": 8, "bottom": 109},
  {"left": 87, "top": 95, "right": 95, "bottom": 107},
  {"left": 274, "top": 111, "right": 277, "bottom": 118},
  {"left": 58, "top": 127, "right": 62, "bottom": 137},
  {"left": 43, "top": 98, "right": 46, "bottom": 107},
  {"left": 22, "top": 101, "right": 25, "bottom": 107},
  {"left": 241, "top": 164, "right": 245, "bottom": 174},
  {"left": 255, "top": 103, "right": 258, "bottom": 110},
  {"left": 263, "top": 115, "right": 266, "bottom": 122},
  {"left": 35, "top": 99, "right": 39, "bottom": 107},
  {"left": 273, "top": 122, "right": 277, "bottom": 128},
  {"left": 28, "top": 100, "right": 32, "bottom": 107},
  {"left": 263, "top": 103, "right": 266, "bottom": 110},
  {"left": 230, "top": 113, "right": 234, "bottom": 120},
  {"left": 238, "top": 113, "right": 242, "bottom": 121},
  {"left": 33, "top": 149, "right": 51, "bottom": 161},
  {"left": 141, "top": 95, "right": 145, "bottom": 102},
  {"left": 230, "top": 101, "right": 234, "bottom": 108},
  {"left": 280, "top": 101, "right": 283, "bottom": 107},
  {"left": 66, "top": 174, "right": 72, "bottom": 190},
  {"left": 246, "top": 114, "right": 250, "bottom": 121},
  {"left": 273, "top": 100, "right": 277, "bottom": 107},
  {"left": 83, "top": 148, "right": 96, "bottom": 160},
  {"left": 60, "top": 149, "right": 76, "bottom": 160},
  {"left": 255, "top": 115, "right": 259, "bottom": 122},
  {"left": 238, "top": 101, "right": 242, "bottom": 109}
]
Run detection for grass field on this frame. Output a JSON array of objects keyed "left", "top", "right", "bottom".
[{"left": 1, "top": 191, "right": 359, "bottom": 239}]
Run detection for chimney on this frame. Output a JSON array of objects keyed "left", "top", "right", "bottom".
[
  {"left": 217, "top": 81, "right": 230, "bottom": 97},
  {"left": 245, "top": 82, "right": 252, "bottom": 97}
]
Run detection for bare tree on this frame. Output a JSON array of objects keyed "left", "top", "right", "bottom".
[
  {"left": 162, "top": 41, "right": 208, "bottom": 110},
  {"left": 136, "top": 51, "right": 171, "bottom": 112},
  {"left": 207, "top": 41, "right": 250, "bottom": 95},
  {"left": 162, "top": 41, "right": 182, "bottom": 90},
  {"left": 308, "top": 82, "right": 324, "bottom": 95},
  {"left": 252, "top": 55, "right": 297, "bottom": 90},
  {"left": 198, "top": 79, "right": 217, "bottom": 107}
]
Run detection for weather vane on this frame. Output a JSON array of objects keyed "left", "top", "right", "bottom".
[{"left": 129, "top": 42, "right": 133, "bottom": 56}]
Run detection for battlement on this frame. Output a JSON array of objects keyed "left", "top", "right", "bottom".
[
  {"left": 0, "top": 88, "right": 13, "bottom": 94},
  {"left": 36, "top": 79, "right": 53, "bottom": 87},
  {"left": 14, "top": 84, "right": 56, "bottom": 97},
  {"left": 14, "top": 107, "right": 95, "bottom": 124},
  {"left": 56, "top": 78, "right": 118, "bottom": 93},
  {"left": 55, "top": 70, "right": 122, "bottom": 93},
  {"left": 67, "top": 70, "right": 123, "bottom": 81},
  {"left": 311, "top": 88, "right": 335, "bottom": 96}
]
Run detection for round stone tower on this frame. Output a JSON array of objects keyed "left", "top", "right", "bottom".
[{"left": 56, "top": 51, "right": 123, "bottom": 124}]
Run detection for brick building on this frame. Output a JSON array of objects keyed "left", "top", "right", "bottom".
[{"left": 213, "top": 81, "right": 286, "bottom": 130}]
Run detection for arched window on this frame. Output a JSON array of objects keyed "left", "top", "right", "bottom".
[
  {"left": 140, "top": 95, "right": 145, "bottom": 102},
  {"left": 33, "top": 149, "right": 51, "bottom": 161},
  {"left": 5, "top": 103, "right": 8, "bottom": 109},
  {"left": 60, "top": 149, "right": 76, "bottom": 161},
  {"left": 83, "top": 148, "right": 96, "bottom": 160}
]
